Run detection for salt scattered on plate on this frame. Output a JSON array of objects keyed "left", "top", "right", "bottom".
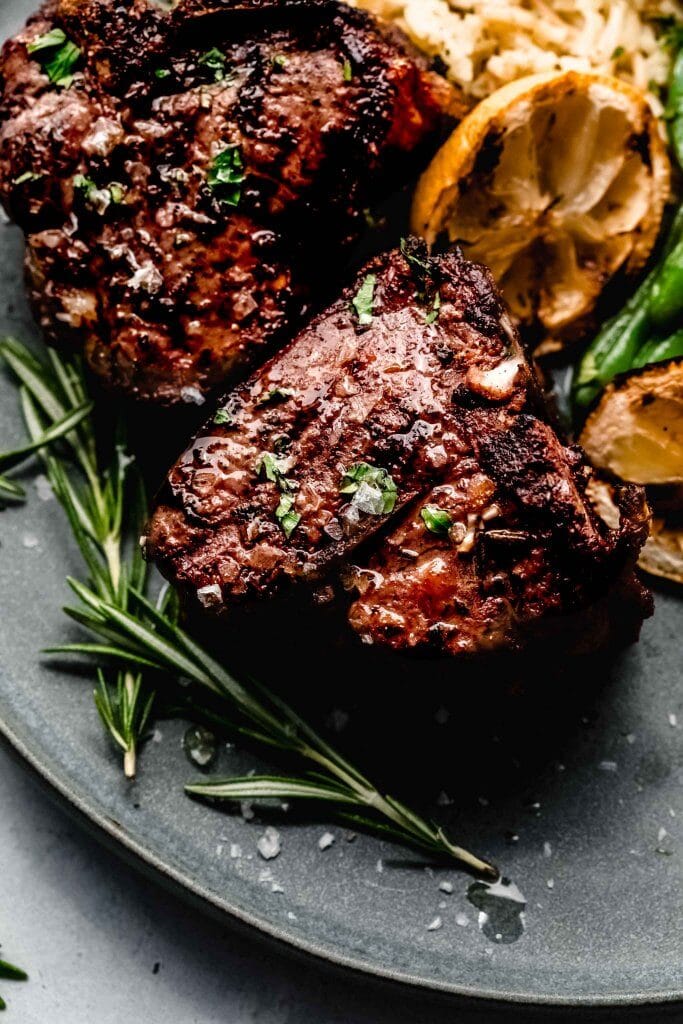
[
  {"left": 318, "top": 832, "right": 335, "bottom": 851},
  {"left": 257, "top": 826, "right": 281, "bottom": 861}
]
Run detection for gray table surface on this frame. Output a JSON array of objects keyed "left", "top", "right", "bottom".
[{"left": 0, "top": 742, "right": 681, "bottom": 1024}]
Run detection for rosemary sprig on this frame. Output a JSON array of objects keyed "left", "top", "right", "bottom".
[
  {"left": 50, "top": 583, "right": 497, "bottom": 877},
  {"left": 0, "top": 956, "right": 28, "bottom": 1011},
  {"left": 1, "top": 338, "right": 498, "bottom": 878},
  {"left": 0, "top": 338, "right": 153, "bottom": 778},
  {"left": 94, "top": 670, "right": 154, "bottom": 780}
]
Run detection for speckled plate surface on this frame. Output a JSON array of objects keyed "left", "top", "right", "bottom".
[{"left": 1, "top": 1, "right": 682, "bottom": 1008}]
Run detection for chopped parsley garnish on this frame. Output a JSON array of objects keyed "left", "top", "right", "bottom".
[
  {"left": 13, "top": 171, "right": 43, "bottom": 185},
  {"left": 199, "top": 48, "right": 229, "bottom": 82},
  {"left": 28, "top": 29, "right": 81, "bottom": 89},
  {"left": 401, "top": 237, "right": 438, "bottom": 307},
  {"left": 73, "top": 174, "right": 96, "bottom": 197},
  {"left": 400, "top": 237, "right": 431, "bottom": 277},
  {"left": 340, "top": 462, "right": 397, "bottom": 516},
  {"left": 73, "top": 175, "right": 126, "bottom": 211},
  {"left": 108, "top": 182, "right": 127, "bottom": 204},
  {"left": 155, "top": 67, "right": 172, "bottom": 80},
  {"left": 342, "top": 58, "right": 353, "bottom": 82},
  {"left": 257, "top": 387, "right": 295, "bottom": 406},
  {"left": 352, "top": 274, "right": 376, "bottom": 327},
  {"left": 27, "top": 28, "right": 67, "bottom": 53},
  {"left": 611, "top": 46, "right": 625, "bottom": 60},
  {"left": 421, "top": 505, "right": 453, "bottom": 536},
  {"left": 272, "top": 54, "right": 288, "bottom": 69},
  {"left": 425, "top": 290, "right": 441, "bottom": 325},
  {"left": 213, "top": 408, "right": 233, "bottom": 426},
  {"left": 257, "top": 452, "right": 299, "bottom": 536},
  {"left": 256, "top": 452, "right": 295, "bottom": 494},
  {"left": 207, "top": 144, "right": 246, "bottom": 208},
  {"left": 275, "top": 493, "right": 301, "bottom": 539}
]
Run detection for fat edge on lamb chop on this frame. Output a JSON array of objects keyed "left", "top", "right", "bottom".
[
  {"left": 145, "top": 240, "right": 653, "bottom": 657},
  {"left": 0, "top": 0, "right": 459, "bottom": 405}
]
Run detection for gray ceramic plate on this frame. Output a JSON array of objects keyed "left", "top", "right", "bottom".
[{"left": 1, "top": 0, "right": 682, "bottom": 1008}]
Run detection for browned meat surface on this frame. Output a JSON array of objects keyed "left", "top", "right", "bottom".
[
  {"left": 146, "top": 241, "right": 652, "bottom": 656},
  {"left": 0, "top": 0, "right": 456, "bottom": 405}
]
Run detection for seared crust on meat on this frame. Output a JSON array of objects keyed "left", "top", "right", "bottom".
[
  {"left": 146, "top": 241, "right": 652, "bottom": 656},
  {"left": 0, "top": 0, "right": 456, "bottom": 404}
]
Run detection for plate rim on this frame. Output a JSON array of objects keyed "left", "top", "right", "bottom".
[{"left": 1, "top": 710, "right": 682, "bottom": 1010}]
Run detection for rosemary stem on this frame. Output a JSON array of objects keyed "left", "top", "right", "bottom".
[
  {"left": 102, "top": 533, "right": 121, "bottom": 596},
  {"left": 123, "top": 670, "right": 137, "bottom": 779}
]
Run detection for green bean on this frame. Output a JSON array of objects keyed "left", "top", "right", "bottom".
[
  {"left": 573, "top": 206, "right": 683, "bottom": 409},
  {"left": 667, "top": 47, "right": 683, "bottom": 171},
  {"left": 632, "top": 328, "right": 683, "bottom": 369},
  {"left": 649, "top": 237, "right": 683, "bottom": 329}
]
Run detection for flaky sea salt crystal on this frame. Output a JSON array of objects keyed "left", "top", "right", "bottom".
[
  {"left": 34, "top": 474, "right": 54, "bottom": 501},
  {"left": 257, "top": 827, "right": 281, "bottom": 861},
  {"left": 318, "top": 832, "right": 335, "bottom": 851}
]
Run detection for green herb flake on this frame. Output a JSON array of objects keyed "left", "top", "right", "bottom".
[
  {"left": 109, "top": 182, "right": 127, "bottom": 205},
  {"left": 421, "top": 505, "right": 453, "bottom": 536},
  {"left": 340, "top": 462, "right": 397, "bottom": 516},
  {"left": 352, "top": 274, "right": 376, "bottom": 327},
  {"left": 199, "top": 47, "right": 229, "bottom": 82},
  {"left": 342, "top": 58, "right": 353, "bottom": 82},
  {"left": 275, "top": 493, "right": 301, "bottom": 539},
  {"left": 13, "top": 171, "right": 43, "bottom": 185},
  {"left": 29, "top": 30, "right": 81, "bottom": 89},
  {"left": 611, "top": 45, "right": 625, "bottom": 59},
  {"left": 256, "top": 451, "right": 294, "bottom": 493},
  {"left": 207, "top": 144, "right": 246, "bottom": 208},
  {"left": 257, "top": 386, "right": 295, "bottom": 406},
  {"left": 272, "top": 54, "right": 288, "bottom": 69},
  {"left": 73, "top": 174, "right": 126, "bottom": 211},
  {"left": 73, "top": 174, "right": 96, "bottom": 198},
  {"left": 400, "top": 237, "right": 431, "bottom": 277},
  {"left": 27, "top": 28, "right": 67, "bottom": 54},
  {"left": 425, "top": 290, "right": 441, "bottom": 325},
  {"left": 213, "top": 408, "right": 233, "bottom": 426},
  {"left": 155, "top": 67, "right": 172, "bottom": 80}
]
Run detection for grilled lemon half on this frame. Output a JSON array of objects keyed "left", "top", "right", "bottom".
[{"left": 412, "top": 71, "right": 670, "bottom": 353}]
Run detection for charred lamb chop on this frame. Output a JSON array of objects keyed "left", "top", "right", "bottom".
[
  {"left": 146, "top": 241, "right": 653, "bottom": 656},
  {"left": 0, "top": 0, "right": 456, "bottom": 404}
]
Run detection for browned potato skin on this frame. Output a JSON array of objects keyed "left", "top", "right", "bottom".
[
  {"left": 581, "top": 359, "right": 683, "bottom": 587},
  {"left": 580, "top": 360, "right": 683, "bottom": 486},
  {"left": 0, "top": 0, "right": 456, "bottom": 404}
]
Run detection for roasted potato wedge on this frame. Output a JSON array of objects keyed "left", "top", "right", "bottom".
[{"left": 582, "top": 359, "right": 683, "bottom": 583}]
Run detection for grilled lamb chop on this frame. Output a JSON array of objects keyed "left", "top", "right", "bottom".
[
  {"left": 146, "top": 241, "right": 652, "bottom": 656},
  {"left": 0, "top": 0, "right": 456, "bottom": 405}
]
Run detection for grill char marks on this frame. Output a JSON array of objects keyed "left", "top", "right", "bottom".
[
  {"left": 0, "top": 0, "right": 456, "bottom": 404},
  {"left": 349, "top": 413, "right": 651, "bottom": 655},
  {"left": 146, "top": 241, "right": 653, "bottom": 657},
  {"left": 145, "top": 244, "right": 517, "bottom": 601}
]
